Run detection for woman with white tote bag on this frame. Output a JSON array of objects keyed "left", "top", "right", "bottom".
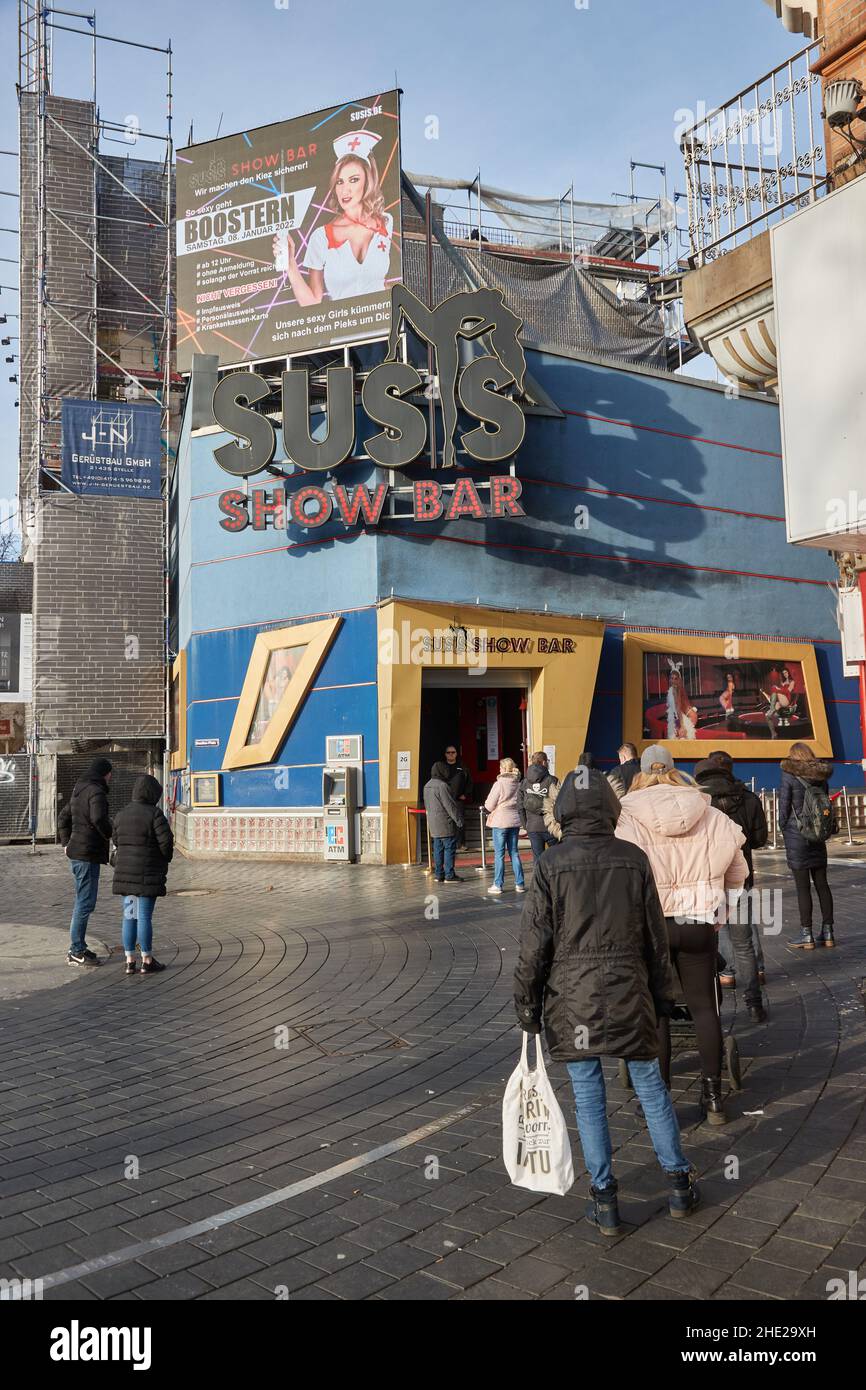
[{"left": 511, "top": 767, "right": 699, "bottom": 1236}]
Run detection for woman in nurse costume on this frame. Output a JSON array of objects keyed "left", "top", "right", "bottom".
[{"left": 273, "top": 130, "right": 393, "bottom": 304}]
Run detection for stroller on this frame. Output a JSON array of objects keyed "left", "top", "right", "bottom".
[{"left": 618, "top": 961, "right": 742, "bottom": 1093}]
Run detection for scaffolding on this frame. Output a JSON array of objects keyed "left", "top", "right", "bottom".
[
  {"left": 15, "top": 3, "right": 175, "bottom": 758},
  {"left": 16, "top": 3, "right": 174, "bottom": 509}
]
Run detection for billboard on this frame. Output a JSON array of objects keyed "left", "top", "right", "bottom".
[
  {"left": 176, "top": 91, "right": 402, "bottom": 371},
  {"left": 60, "top": 400, "right": 162, "bottom": 498},
  {"left": 773, "top": 174, "right": 866, "bottom": 550},
  {"left": 0, "top": 613, "right": 32, "bottom": 701},
  {"left": 622, "top": 632, "right": 832, "bottom": 759}
]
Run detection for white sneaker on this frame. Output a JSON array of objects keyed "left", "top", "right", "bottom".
[
  {"left": 515, "top": 885, "right": 526, "bottom": 894},
  {"left": 487, "top": 884, "right": 503, "bottom": 895}
]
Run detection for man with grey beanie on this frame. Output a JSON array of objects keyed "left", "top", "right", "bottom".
[{"left": 58, "top": 757, "right": 113, "bottom": 966}]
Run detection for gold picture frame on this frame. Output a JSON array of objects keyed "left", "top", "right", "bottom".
[
  {"left": 222, "top": 615, "right": 342, "bottom": 770},
  {"left": 191, "top": 772, "right": 221, "bottom": 808},
  {"left": 623, "top": 632, "right": 832, "bottom": 760},
  {"left": 169, "top": 650, "right": 188, "bottom": 772}
]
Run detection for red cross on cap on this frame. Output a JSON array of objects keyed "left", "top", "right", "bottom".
[{"left": 348, "top": 136, "right": 361, "bottom": 151}]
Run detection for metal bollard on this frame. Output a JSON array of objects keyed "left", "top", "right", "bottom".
[
  {"left": 842, "top": 786, "right": 854, "bottom": 846},
  {"left": 478, "top": 807, "right": 487, "bottom": 872},
  {"left": 771, "top": 790, "right": 778, "bottom": 849},
  {"left": 425, "top": 815, "right": 433, "bottom": 876}
]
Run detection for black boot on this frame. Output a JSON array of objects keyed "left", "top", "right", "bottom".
[
  {"left": 585, "top": 1181, "right": 623, "bottom": 1237},
  {"left": 787, "top": 926, "right": 815, "bottom": 952},
  {"left": 700, "top": 1075, "right": 727, "bottom": 1126},
  {"left": 748, "top": 1003, "right": 767, "bottom": 1024},
  {"left": 820, "top": 924, "right": 835, "bottom": 948},
  {"left": 668, "top": 1167, "right": 701, "bottom": 1219}
]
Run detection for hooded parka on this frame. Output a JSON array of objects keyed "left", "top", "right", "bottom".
[
  {"left": 778, "top": 756, "right": 835, "bottom": 870},
  {"left": 111, "top": 775, "right": 174, "bottom": 898},
  {"left": 513, "top": 771, "right": 675, "bottom": 1061}
]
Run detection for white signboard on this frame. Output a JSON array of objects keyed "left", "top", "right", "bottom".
[
  {"left": 486, "top": 697, "right": 499, "bottom": 762},
  {"left": 543, "top": 744, "right": 556, "bottom": 776},
  {"left": 773, "top": 175, "right": 866, "bottom": 550},
  {"left": 0, "top": 614, "right": 32, "bottom": 702}
]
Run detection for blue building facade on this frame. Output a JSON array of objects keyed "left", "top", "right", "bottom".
[{"left": 169, "top": 342, "right": 857, "bottom": 862}]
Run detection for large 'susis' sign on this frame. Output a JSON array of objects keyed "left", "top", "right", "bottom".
[{"left": 210, "top": 284, "right": 528, "bottom": 531}]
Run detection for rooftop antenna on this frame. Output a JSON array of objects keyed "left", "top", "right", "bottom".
[{"left": 215, "top": 112, "right": 223, "bottom": 139}]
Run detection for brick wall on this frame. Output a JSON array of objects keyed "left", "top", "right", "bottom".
[
  {"left": 32, "top": 496, "right": 164, "bottom": 740},
  {"left": 816, "top": 0, "right": 866, "bottom": 181},
  {"left": 0, "top": 563, "right": 33, "bottom": 613},
  {"left": 19, "top": 94, "right": 97, "bottom": 494}
]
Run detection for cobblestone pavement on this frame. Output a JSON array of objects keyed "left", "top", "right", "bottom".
[{"left": 1, "top": 843, "right": 865, "bottom": 1302}]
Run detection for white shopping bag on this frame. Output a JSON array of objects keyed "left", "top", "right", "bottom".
[{"left": 502, "top": 1032, "right": 574, "bottom": 1195}]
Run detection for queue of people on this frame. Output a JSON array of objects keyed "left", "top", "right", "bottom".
[
  {"left": 509, "top": 739, "right": 839, "bottom": 1232},
  {"left": 58, "top": 758, "right": 173, "bottom": 974}
]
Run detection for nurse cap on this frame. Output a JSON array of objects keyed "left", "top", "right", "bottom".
[{"left": 333, "top": 129, "right": 381, "bottom": 163}]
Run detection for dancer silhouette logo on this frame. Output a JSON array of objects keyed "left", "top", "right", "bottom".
[{"left": 209, "top": 283, "right": 527, "bottom": 478}]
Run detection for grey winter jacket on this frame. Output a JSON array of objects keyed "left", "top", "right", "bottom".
[{"left": 423, "top": 777, "right": 463, "bottom": 839}]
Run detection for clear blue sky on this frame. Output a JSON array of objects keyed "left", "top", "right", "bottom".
[{"left": 0, "top": 0, "right": 806, "bottom": 515}]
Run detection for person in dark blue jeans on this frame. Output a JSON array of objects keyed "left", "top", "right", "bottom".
[
  {"left": 422, "top": 772, "right": 464, "bottom": 884},
  {"left": 58, "top": 758, "right": 113, "bottom": 967},
  {"left": 513, "top": 769, "right": 699, "bottom": 1233},
  {"left": 517, "top": 751, "right": 560, "bottom": 864}
]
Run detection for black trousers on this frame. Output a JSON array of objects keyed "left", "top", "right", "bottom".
[
  {"left": 659, "top": 918, "right": 722, "bottom": 1085},
  {"left": 790, "top": 866, "right": 833, "bottom": 931}
]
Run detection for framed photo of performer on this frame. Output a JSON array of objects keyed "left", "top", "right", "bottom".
[{"left": 622, "top": 632, "right": 832, "bottom": 759}]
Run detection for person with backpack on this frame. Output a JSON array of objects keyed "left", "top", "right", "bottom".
[
  {"left": 517, "top": 751, "right": 560, "bottom": 863},
  {"left": 485, "top": 757, "right": 525, "bottom": 895},
  {"left": 615, "top": 746, "right": 749, "bottom": 1125},
  {"left": 694, "top": 752, "right": 768, "bottom": 1021},
  {"left": 513, "top": 767, "right": 700, "bottom": 1234},
  {"left": 779, "top": 742, "right": 836, "bottom": 950},
  {"left": 111, "top": 775, "right": 174, "bottom": 974},
  {"left": 57, "top": 757, "right": 113, "bottom": 967}
]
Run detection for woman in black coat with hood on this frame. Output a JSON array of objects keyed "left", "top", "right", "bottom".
[
  {"left": 779, "top": 742, "right": 835, "bottom": 950},
  {"left": 513, "top": 767, "right": 698, "bottom": 1236},
  {"left": 112, "top": 775, "right": 174, "bottom": 975}
]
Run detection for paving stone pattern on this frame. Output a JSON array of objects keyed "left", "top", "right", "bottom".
[{"left": 0, "top": 845, "right": 865, "bottom": 1301}]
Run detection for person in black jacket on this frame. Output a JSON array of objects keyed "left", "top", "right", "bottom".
[
  {"left": 517, "top": 751, "right": 560, "bottom": 862},
  {"left": 694, "top": 752, "right": 768, "bottom": 1021},
  {"left": 513, "top": 769, "right": 698, "bottom": 1235},
  {"left": 778, "top": 743, "right": 836, "bottom": 950},
  {"left": 58, "top": 757, "right": 113, "bottom": 967},
  {"left": 112, "top": 774, "right": 174, "bottom": 975},
  {"left": 607, "top": 742, "right": 641, "bottom": 799}
]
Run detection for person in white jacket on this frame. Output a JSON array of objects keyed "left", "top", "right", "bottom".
[{"left": 614, "top": 745, "right": 749, "bottom": 1125}]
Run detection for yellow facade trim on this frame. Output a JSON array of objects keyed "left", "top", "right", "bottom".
[
  {"left": 222, "top": 616, "right": 342, "bottom": 770},
  {"left": 376, "top": 599, "right": 605, "bottom": 863}
]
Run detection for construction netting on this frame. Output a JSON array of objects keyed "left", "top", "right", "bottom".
[{"left": 401, "top": 175, "right": 668, "bottom": 369}]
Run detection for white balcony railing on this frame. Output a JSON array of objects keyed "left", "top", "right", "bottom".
[{"left": 681, "top": 40, "right": 828, "bottom": 266}]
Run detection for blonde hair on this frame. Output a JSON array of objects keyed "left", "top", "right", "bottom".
[
  {"left": 326, "top": 154, "right": 385, "bottom": 224},
  {"left": 630, "top": 769, "right": 698, "bottom": 791},
  {"left": 499, "top": 757, "right": 519, "bottom": 776}
]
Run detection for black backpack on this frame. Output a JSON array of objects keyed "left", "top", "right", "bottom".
[
  {"left": 523, "top": 780, "right": 548, "bottom": 817},
  {"left": 794, "top": 777, "right": 837, "bottom": 844}
]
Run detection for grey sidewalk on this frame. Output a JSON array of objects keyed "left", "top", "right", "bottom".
[{"left": 0, "top": 843, "right": 864, "bottom": 1301}]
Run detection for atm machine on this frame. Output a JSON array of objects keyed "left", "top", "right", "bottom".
[{"left": 322, "top": 734, "right": 363, "bottom": 863}]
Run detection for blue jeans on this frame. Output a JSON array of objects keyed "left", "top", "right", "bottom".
[
  {"left": 718, "top": 921, "right": 765, "bottom": 975},
  {"left": 493, "top": 826, "right": 524, "bottom": 889},
  {"left": 432, "top": 836, "right": 457, "bottom": 880},
  {"left": 567, "top": 1057, "right": 689, "bottom": 1190},
  {"left": 123, "top": 896, "right": 157, "bottom": 955},
  {"left": 69, "top": 860, "right": 100, "bottom": 955},
  {"left": 527, "top": 831, "right": 554, "bottom": 863}
]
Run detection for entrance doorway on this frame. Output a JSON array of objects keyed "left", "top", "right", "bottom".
[{"left": 419, "top": 682, "right": 529, "bottom": 809}]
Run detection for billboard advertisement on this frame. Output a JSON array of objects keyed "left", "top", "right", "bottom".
[
  {"left": 60, "top": 400, "right": 162, "bottom": 498},
  {"left": 176, "top": 91, "right": 402, "bottom": 371},
  {"left": 0, "top": 613, "right": 32, "bottom": 701}
]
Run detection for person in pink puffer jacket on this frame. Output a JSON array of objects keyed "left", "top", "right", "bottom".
[
  {"left": 615, "top": 745, "right": 748, "bottom": 1125},
  {"left": 485, "top": 758, "right": 525, "bottom": 895}
]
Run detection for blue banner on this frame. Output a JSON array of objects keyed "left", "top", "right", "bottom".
[{"left": 61, "top": 399, "right": 162, "bottom": 498}]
